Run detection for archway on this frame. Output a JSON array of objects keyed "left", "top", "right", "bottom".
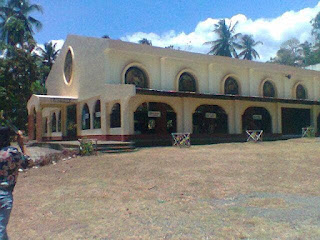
[
  {"left": 134, "top": 102, "right": 176, "bottom": 135},
  {"left": 193, "top": 105, "right": 228, "bottom": 134},
  {"left": 67, "top": 105, "right": 77, "bottom": 139},
  {"left": 242, "top": 107, "right": 272, "bottom": 133}
]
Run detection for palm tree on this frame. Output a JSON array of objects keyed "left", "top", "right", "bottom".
[
  {"left": 0, "top": 0, "right": 42, "bottom": 47},
  {"left": 37, "top": 41, "right": 60, "bottom": 68},
  {"left": 138, "top": 38, "right": 152, "bottom": 46},
  {"left": 204, "top": 19, "right": 241, "bottom": 58},
  {"left": 238, "top": 34, "right": 263, "bottom": 60}
]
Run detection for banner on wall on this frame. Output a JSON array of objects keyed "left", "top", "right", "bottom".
[{"left": 148, "top": 111, "right": 161, "bottom": 118}]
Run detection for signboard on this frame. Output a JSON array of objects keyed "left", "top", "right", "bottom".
[
  {"left": 95, "top": 112, "right": 101, "bottom": 118},
  {"left": 205, "top": 113, "right": 217, "bottom": 119},
  {"left": 253, "top": 115, "right": 262, "bottom": 120},
  {"left": 148, "top": 111, "right": 161, "bottom": 118},
  {"left": 84, "top": 113, "right": 89, "bottom": 119}
]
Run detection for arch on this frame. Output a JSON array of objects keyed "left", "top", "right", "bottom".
[
  {"left": 176, "top": 69, "right": 197, "bottom": 92},
  {"left": 294, "top": 83, "right": 308, "bottom": 100},
  {"left": 51, "top": 112, "right": 57, "bottom": 132},
  {"left": 223, "top": 75, "right": 240, "bottom": 95},
  {"left": 82, "top": 103, "right": 91, "bottom": 130},
  {"left": 193, "top": 105, "right": 228, "bottom": 134},
  {"left": 93, "top": 100, "right": 101, "bottom": 129},
  {"left": 63, "top": 46, "right": 74, "bottom": 86},
  {"left": 261, "top": 79, "right": 277, "bottom": 98},
  {"left": 58, "top": 111, "right": 62, "bottom": 132},
  {"left": 110, "top": 103, "right": 121, "bottom": 128},
  {"left": 242, "top": 107, "right": 272, "bottom": 133},
  {"left": 134, "top": 102, "right": 177, "bottom": 135},
  {"left": 123, "top": 63, "right": 150, "bottom": 88}
]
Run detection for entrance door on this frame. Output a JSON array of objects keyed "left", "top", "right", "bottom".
[
  {"left": 282, "top": 108, "right": 310, "bottom": 135},
  {"left": 134, "top": 102, "right": 177, "bottom": 135},
  {"left": 66, "top": 105, "right": 77, "bottom": 139}
]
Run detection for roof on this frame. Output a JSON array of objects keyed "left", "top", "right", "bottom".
[
  {"left": 136, "top": 88, "right": 320, "bottom": 106},
  {"left": 66, "top": 35, "right": 320, "bottom": 79}
]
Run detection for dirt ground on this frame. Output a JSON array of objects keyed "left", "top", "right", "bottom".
[{"left": 8, "top": 138, "right": 320, "bottom": 239}]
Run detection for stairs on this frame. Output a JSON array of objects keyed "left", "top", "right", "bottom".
[{"left": 96, "top": 142, "right": 136, "bottom": 154}]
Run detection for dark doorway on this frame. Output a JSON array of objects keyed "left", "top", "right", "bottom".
[
  {"left": 242, "top": 107, "right": 272, "bottom": 133},
  {"left": 134, "top": 102, "right": 176, "bottom": 135},
  {"left": 282, "top": 108, "right": 310, "bottom": 135},
  {"left": 193, "top": 105, "right": 228, "bottom": 134},
  {"left": 67, "top": 105, "right": 77, "bottom": 139}
]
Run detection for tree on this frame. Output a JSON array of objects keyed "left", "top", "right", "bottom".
[
  {"left": 311, "top": 12, "right": 320, "bottom": 42},
  {"left": 37, "top": 41, "right": 60, "bottom": 68},
  {"left": 138, "top": 38, "right": 152, "bottom": 45},
  {"left": 204, "top": 19, "right": 241, "bottom": 58},
  {"left": 269, "top": 38, "right": 304, "bottom": 67},
  {"left": 238, "top": 34, "right": 262, "bottom": 60},
  {"left": 0, "top": 0, "right": 42, "bottom": 48},
  {"left": 102, "top": 35, "right": 110, "bottom": 39}
]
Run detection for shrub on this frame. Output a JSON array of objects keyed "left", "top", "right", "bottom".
[{"left": 79, "top": 140, "right": 95, "bottom": 156}]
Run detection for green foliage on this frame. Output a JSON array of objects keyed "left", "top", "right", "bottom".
[
  {"left": 138, "top": 38, "right": 152, "bottom": 45},
  {"left": 238, "top": 34, "right": 263, "bottom": 60},
  {"left": 204, "top": 19, "right": 242, "bottom": 58},
  {"left": 79, "top": 140, "right": 95, "bottom": 156}
]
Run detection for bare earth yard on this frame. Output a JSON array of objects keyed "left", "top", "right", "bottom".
[{"left": 8, "top": 138, "right": 320, "bottom": 239}]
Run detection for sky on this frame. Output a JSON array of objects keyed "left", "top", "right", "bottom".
[{"left": 32, "top": 0, "right": 320, "bottom": 62}]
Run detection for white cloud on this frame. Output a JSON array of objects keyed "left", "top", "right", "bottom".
[{"left": 121, "top": 2, "right": 320, "bottom": 62}]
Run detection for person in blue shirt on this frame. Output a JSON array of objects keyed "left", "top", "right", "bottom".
[{"left": 0, "top": 127, "right": 32, "bottom": 240}]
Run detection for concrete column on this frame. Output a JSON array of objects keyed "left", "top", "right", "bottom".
[
  {"left": 160, "top": 57, "right": 166, "bottom": 90},
  {"left": 248, "top": 68, "right": 254, "bottom": 96},
  {"left": 100, "top": 101, "right": 107, "bottom": 135},
  {"left": 76, "top": 104, "right": 82, "bottom": 138},
  {"left": 234, "top": 100, "right": 242, "bottom": 134},
  {"left": 277, "top": 103, "right": 282, "bottom": 134},
  {"left": 61, "top": 106, "right": 67, "bottom": 137},
  {"left": 182, "top": 98, "right": 193, "bottom": 133},
  {"left": 121, "top": 98, "right": 132, "bottom": 136},
  {"left": 35, "top": 108, "right": 43, "bottom": 142},
  {"left": 28, "top": 111, "right": 35, "bottom": 140},
  {"left": 311, "top": 106, "right": 318, "bottom": 131},
  {"left": 313, "top": 77, "right": 318, "bottom": 101}
]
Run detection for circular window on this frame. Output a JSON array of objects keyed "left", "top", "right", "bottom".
[{"left": 64, "top": 48, "right": 73, "bottom": 84}]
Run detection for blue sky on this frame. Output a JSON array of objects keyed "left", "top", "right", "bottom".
[{"left": 32, "top": 0, "right": 320, "bottom": 61}]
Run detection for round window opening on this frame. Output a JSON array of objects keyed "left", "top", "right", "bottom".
[{"left": 64, "top": 48, "right": 73, "bottom": 84}]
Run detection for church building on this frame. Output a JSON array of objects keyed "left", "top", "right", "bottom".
[{"left": 27, "top": 35, "right": 320, "bottom": 144}]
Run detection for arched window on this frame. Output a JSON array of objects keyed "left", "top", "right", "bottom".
[
  {"left": 82, "top": 104, "right": 91, "bottom": 130},
  {"left": 110, "top": 103, "right": 121, "bottom": 128},
  {"left": 263, "top": 81, "right": 276, "bottom": 98},
  {"left": 125, "top": 67, "right": 148, "bottom": 88},
  {"left": 178, "top": 72, "right": 197, "bottom": 92},
  {"left": 58, "top": 111, "right": 62, "bottom": 132},
  {"left": 224, "top": 77, "right": 239, "bottom": 95},
  {"left": 51, "top": 113, "right": 57, "bottom": 132},
  {"left": 93, "top": 100, "right": 101, "bottom": 129},
  {"left": 296, "top": 84, "right": 307, "bottom": 100}
]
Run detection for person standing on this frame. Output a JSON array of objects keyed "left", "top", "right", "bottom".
[{"left": 0, "top": 127, "right": 32, "bottom": 239}]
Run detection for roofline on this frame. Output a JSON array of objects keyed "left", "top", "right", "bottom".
[
  {"left": 136, "top": 88, "right": 320, "bottom": 106},
  {"left": 66, "top": 34, "right": 320, "bottom": 78}
]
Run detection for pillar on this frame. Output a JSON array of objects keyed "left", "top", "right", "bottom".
[
  {"left": 61, "top": 106, "right": 67, "bottom": 137},
  {"left": 182, "top": 98, "right": 193, "bottom": 133},
  {"left": 234, "top": 100, "right": 242, "bottom": 134},
  {"left": 35, "top": 108, "right": 43, "bottom": 142},
  {"left": 277, "top": 103, "right": 282, "bottom": 134},
  {"left": 28, "top": 114, "right": 34, "bottom": 140},
  {"left": 121, "top": 98, "right": 132, "bottom": 138}
]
